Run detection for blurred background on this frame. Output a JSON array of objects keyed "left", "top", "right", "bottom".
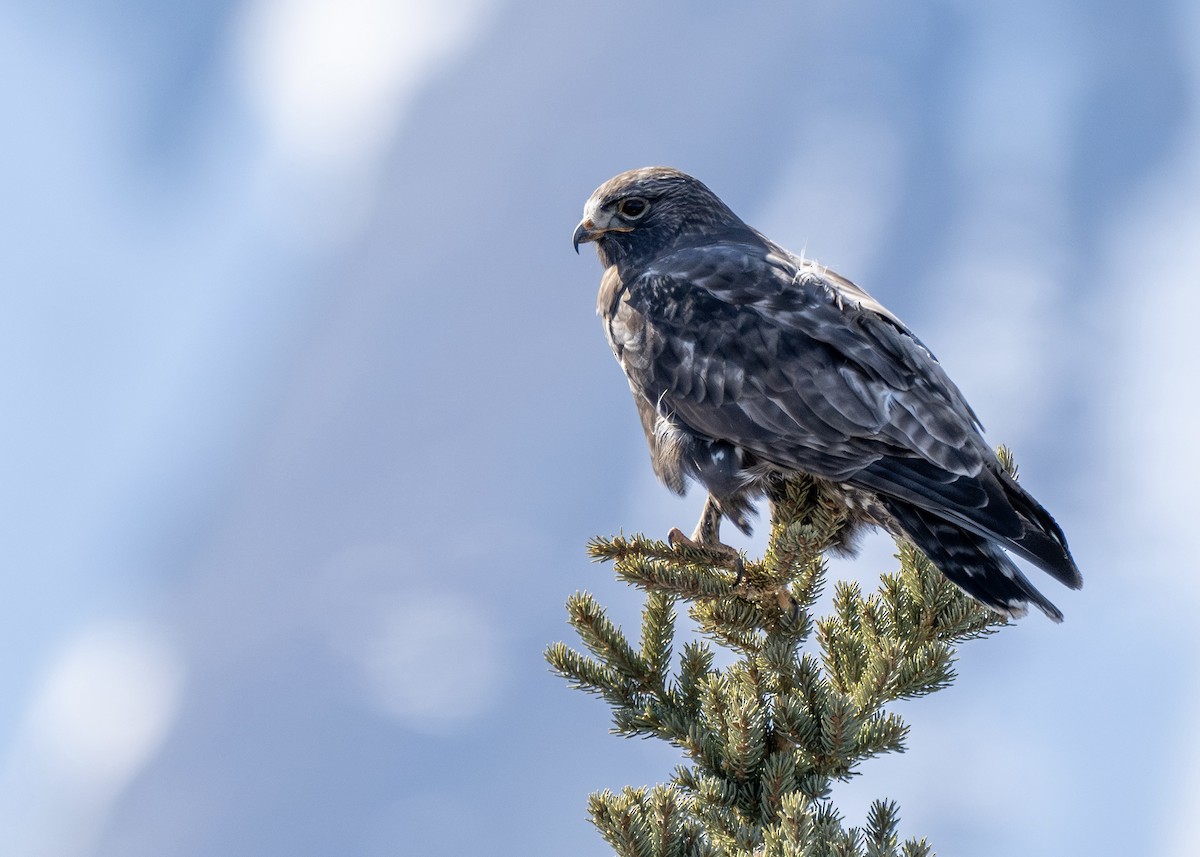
[{"left": 3, "top": 1, "right": 1198, "bottom": 854}]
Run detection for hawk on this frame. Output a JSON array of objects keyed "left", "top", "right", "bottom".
[{"left": 573, "top": 166, "right": 1082, "bottom": 621}]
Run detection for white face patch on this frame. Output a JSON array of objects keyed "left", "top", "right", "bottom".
[
  {"left": 581, "top": 195, "right": 624, "bottom": 234},
  {"left": 582, "top": 195, "right": 602, "bottom": 225}
]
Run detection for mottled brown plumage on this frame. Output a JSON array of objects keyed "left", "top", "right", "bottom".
[{"left": 574, "top": 166, "right": 1082, "bottom": 620}]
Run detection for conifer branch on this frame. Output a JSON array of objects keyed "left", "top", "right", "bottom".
[{"left": 549, "top": 472, "right": 1010, "bottom": 856}]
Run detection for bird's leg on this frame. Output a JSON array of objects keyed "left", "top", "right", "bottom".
[
  {"left": 668, "top": 495, "right": 744, "bottom": 583},
  {"left": 690, "top": 493, "right": 723, "bottom": 544}
]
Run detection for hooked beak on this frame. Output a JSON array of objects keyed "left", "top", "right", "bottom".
[
  {"left": 572, "top": 210, "right": 631, "bottom": 253},
  {"left": 572, "top": 218, "right": 598, "bottom": 254}
]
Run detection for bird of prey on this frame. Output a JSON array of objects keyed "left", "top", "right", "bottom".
[{"left": 573, "top": 166, "right": 1082, "bottom": 621}]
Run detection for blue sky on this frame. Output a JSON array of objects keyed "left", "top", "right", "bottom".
[{"left": 3, "top": 2, "right": 1199, "bottom": 855}]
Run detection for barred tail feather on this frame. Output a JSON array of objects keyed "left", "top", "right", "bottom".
[
  {"left": 996, "top": 470, "right": 1082, "bottom": 590},
  {"left": 884, "top": 500, "right": 1065, "bottom": 623},
  {"left": 857, "top": 457, "right": 1082, "bottom": 597}
]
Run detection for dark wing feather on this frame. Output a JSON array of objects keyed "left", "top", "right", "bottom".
[
  {"left": 882, "top": 499, "right": 1066, "bottom": 621},
  {"left": 616, "top": 241, "right": 1078, "bottom": 586},
  {"left": 622, "top": 243, "right": 987, "bottom": 480},
  {"left": 854, "top": 455, "right": 1079, "bottom": 588}
]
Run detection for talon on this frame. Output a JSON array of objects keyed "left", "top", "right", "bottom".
[
  {"left": 668, "top": 528, "right": 743, "bottom": 581},
  {"left": 667, "top": 527, "right": 690, "bottom": 548},
  {"left": 732, "top": 555, "right": 745, "bottom": 586}
]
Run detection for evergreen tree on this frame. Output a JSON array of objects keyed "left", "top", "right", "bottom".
[{"left": 546, "top": 452, "right": 1024, "bottom": 856}]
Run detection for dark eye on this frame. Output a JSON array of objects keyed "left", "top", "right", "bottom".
[{"left": 618, "top": 197, "right": 649, "bottom": 219}]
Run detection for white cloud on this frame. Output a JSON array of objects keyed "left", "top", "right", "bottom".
[
  {"left": 1099, "top": 133, "right": 1200, "bottom": 568},
  {"left": 232, "top": 0, "right": 494, "bottom": 174},
  {"left": 0, "top": 621, "right": 184, "bottom": 857},
  {"left": 1101, "top": 8, "right": 1200, "bottom": 855},
  {"left": 357, "top": 591, "right": 502, "bottom": 730},
  {"left": 752, "top": 109, "right": 905, "bottom": 273},
  {"left": 228, "top": 0, "right": 497, "bottom": 249},
  {"left": 26, "top": 624, "right": 182, "bottom": 790},
  {"left": 310, "top": 542, "right": 505, "bottom": 734}
]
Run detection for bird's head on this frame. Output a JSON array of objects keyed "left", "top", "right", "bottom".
[{"left": 573, "top": 167, "right": 747, "bottom": 269}]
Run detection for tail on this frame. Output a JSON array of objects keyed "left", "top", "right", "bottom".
[
  {"left": 855, "top": 456, "right": 1082, "bottom": 618},
  {"left": 993, "top": 470, "right": 1083, "bottom": 591},
  {"left": 882, "top": 499, "right": 1066, "bottom": 622}
]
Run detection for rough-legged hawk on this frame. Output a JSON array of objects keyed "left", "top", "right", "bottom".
[{"left": 573, "top": 166, "right": 1081, "bottom": 621}]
